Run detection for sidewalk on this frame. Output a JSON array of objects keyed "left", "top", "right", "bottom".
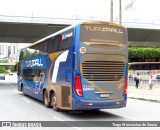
[{"left": 128, "top": 85, "right": 160, "bottom": 103}]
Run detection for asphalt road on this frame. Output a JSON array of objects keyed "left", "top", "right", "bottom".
[{"left": 0, "top": 80, "right": 160, "bottom": 130}]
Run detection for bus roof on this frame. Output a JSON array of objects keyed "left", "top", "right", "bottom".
[
  {"left": 24, "top": 21, "right": 125, "bottom": 50},
  {"left": 81, "top": 21, "right": 125, "bottom": 28}
]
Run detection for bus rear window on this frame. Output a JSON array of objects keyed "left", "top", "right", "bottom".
[{"left": 80, "top": 24, "right": 126, "bottom": 48}]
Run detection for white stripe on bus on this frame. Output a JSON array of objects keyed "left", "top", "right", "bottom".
[{"left": 51, "top": 50, "right": 69, "bottom": 83}]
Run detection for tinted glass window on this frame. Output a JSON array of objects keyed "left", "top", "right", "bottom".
[
  {"left": 23, "top": 69, "right": 46, "bottom": 81},
  {"left": 30, "top": 29, "right": 73, "bottom": 54},
  {"left": 20, "top": 29, "right": 73, "bottom": 60},
  {"left": 80, "top": 24, "right": 126, "bottom": 48}
]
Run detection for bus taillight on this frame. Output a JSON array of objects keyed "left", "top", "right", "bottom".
[
  {"left": 74, "top": 75, "right": 83, "bottom": 97},
  {"left": 124, "top": 76, "right": 128, "bottom": 95}
]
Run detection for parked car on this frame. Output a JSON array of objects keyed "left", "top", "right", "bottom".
[
  {"left": 156, "top": 75, "right": 160, "bottom": 80},
  {"left": 0, "top": 74, "right": 5, "bottom": 80},
  {"left": 9, "top": 73, "right": 13, "bottom": 76},
  {"left": 128, "top": 74, "right": 133, "bottom": 79}
]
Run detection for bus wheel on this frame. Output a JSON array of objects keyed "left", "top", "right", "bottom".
[
  {"left": 51, "top": 93, "right": 59, "bottom": 111},
  {"left": 21, "top": 85, "right": 25, "bottom": 96},
  {"left": 43, "top": 90, "right": 50, "bottom": 108}
]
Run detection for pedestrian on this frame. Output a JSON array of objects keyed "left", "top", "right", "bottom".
[
  {"left": 134, "top": 73, "right": 140, "bottom": 89},
  {"left": 148, "top": 75, "right": 153, "bottom": 90}
]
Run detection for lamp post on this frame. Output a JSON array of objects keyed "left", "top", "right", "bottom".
[
  {"left": 110, "top": 0, "right": 122, "bottom": 24},
  {"left": 110, "top": 0, "right": 113, "bottom": 22},
  {"left": 119, "top": 0, "right": 122, "bottom": 24}
]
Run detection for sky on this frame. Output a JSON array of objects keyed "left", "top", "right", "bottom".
[
  {"left": 122, "top": 0, "right": 160, "bottom": 23},
  {"left": 0, "top": 0, "right": 160, "bottom": 23},
  {"left": 0, "top": 0, "right": 108, "bottom": 19}
]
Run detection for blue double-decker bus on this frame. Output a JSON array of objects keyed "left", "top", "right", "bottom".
[{"left": 17, "top": 21, "right": 128, "bottom": 111}]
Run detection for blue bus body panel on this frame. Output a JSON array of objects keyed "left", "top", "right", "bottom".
[
  {"left": 21, "top": 49, "right": 73, "bottom": 101},
  {"left": 21, "top": 54, "right": 50, "bottom": 100}
]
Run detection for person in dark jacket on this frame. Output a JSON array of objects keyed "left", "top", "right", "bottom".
[{"left": 135, "top": 73, "right": 140, "bottom": 89}]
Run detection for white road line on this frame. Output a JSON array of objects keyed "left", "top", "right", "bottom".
[
  {"left": 53, "top": 116, "right": 82, "bottom": 130},
  {"left": 73, "top": 127, "right": 82, "bottom": 130},
  {"left": 53, "top": 116, "right": 64, "bottom": 121},
  {"left": 14, "top": 89, "right": 19, "bottom": 93},
  {"left": 7, "top": 83, "right": 13, "bottom": 87},
  {"left": 22, "top": 97, "right": 30, "bottom": 104}
]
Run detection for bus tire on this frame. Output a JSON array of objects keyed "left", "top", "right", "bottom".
[
  {"left": 90, "top": 109, "right": 100, "bottom": 112},
  {"left": 21, "top": 84, "right": 25, "bottom": 96},
  {"left": 51, "top": 92, "right": 59, "bottom": 111},
  {"left": 43, "top": 90, "right": 50, "bottom": 108}
]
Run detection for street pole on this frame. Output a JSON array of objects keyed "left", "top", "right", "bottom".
[
  {"left": 119, "top": 0, "right": 122, "bottom": 24},
  {"left": 110, "top": 0, "right": 113, "bottom": 22}
]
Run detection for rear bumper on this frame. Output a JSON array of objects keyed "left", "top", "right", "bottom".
[{"left": 73, "top": 98, "right": 127, "bottom": 110}]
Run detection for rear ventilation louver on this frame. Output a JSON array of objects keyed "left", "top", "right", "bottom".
[{"left": 82, "top": 61, "right": 124, "bottom": 81}]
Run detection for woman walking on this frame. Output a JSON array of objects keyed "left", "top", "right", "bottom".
[
  {"left": 134, "top": 73, "right": 140, "bottom": 89},
  {"left": 148, "top": 75, "right": 153, "bottom": 90}
]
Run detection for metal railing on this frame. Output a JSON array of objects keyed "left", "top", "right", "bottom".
[{"left": 128, "top": 70, "right": 160, "bottom": 87}]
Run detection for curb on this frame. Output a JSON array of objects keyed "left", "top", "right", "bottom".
[{"left": 128, "top": 97, "right": 160, "bottom": 103}]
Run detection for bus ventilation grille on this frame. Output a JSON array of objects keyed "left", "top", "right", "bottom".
[{"left": 82, "top": 61, "right": 124, "bottom": 81}]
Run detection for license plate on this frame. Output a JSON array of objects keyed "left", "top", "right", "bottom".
[{"left": 100, "top": 94, "right": 110, "bottom": 98}]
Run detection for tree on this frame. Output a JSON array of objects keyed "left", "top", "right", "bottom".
[
  {"left": 0, "top": 66, "right": 6, "bottom": 73},
  {"left": 129, "top": 47, "right": 160, "bottom": 58}
]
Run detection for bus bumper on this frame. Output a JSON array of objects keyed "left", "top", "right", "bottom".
[{"left": 73, "top": 98, "right": 127, "bottom": 110}]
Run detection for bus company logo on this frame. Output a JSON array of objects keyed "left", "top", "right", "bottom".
[
  {"left": 84, "top": 26, "right": 123, "bottom": 34},
  {"left": 26, "top": 59, "right": 43, "bottom": 67},
  {"left": 62, "top": 32, "right": 73, "bottom": 40},
  {"left": 80, "top": 47, "right": 86, "bottom": 54}
]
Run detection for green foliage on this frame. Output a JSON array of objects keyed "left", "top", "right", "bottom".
[
  {"left": 129, "top": 47, "right": 160, "bottom": 58},
  {"left": 0, "top": 66, "right": 6, "bottom": 73},
  {"left": 8, "top": 66, "right": 15, "bottom": 72},
  {"left": 0, "top": 59, "right": 7, "bottom": 63}
]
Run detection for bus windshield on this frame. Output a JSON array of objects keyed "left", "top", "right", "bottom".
[{"left": 80, "top": 24, "right": 126, "bottom": 48}]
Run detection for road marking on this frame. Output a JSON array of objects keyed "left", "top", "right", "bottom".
[
  {"left": 73, "top": 127, "right": 82, "bottom": 130},
  {"left": 53, "top": 116, "right": 64, "bottom": 121},
  {"left": 22, "top": 97, "right": 30, "bottom": 104},
  {"left": 14, "top": 89, "right": 19, "bottom": 93},
  {"left": 53, "top": 116, "right": 82, "bottom": 130},
  {"left": 7, "top": 82, "right": 13, "bottom": 88}
]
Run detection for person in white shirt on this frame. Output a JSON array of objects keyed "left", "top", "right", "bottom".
[{"left": 148, "top": 75, "right": 153, "bottom": 90}]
